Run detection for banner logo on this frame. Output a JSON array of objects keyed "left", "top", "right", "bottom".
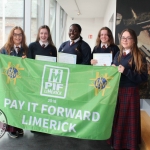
[
  {"left": 2, "top": 62, "right": 24, "bottom": 85},
  {"left": 94, "top": 77, "right": 107, "bottom": 89},
  {"left": 0, "top": 110, "right": 7, "bottom": 138},
  {"left": 40, "top": 65, "right": 70, "bottom": 99},
  {"left": 90, "top": 72, "right": 113, "bottom": 96}
]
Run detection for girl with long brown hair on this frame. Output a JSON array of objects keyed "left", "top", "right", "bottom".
[
  {"left": 28, "top": 25, "right": 57, "bottom": 59},
  {"left": 0, "top": 26, "right": 28, "bottom": 138},
  {"left": 1, "top": 26, "right": 28, "bottom": 57},
  {"left": 91, "top": 27, "right": 120, "bottom": 65},
  {"left": 108, "top": 28, "right": 148, "bottom": 150}
]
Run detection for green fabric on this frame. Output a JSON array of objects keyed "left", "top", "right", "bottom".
[{"left": 0, "top": 54, "right": 120, "bottom": 140}]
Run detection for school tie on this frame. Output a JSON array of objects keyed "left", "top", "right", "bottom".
[
  {"left": 123, "top": 52, "right": 126, "bottom": 56},
  {"left": 42, "top": 44, "right": 45, "bottom": 48},
  {"left": 16, "top": 47, "right": 20, "bottom": 53},
  {"left": 102, "top": 45, "right": 106, "bottom": 49},
  {"left": 70, "top": 40, "right": 74, "bottom": 45}
]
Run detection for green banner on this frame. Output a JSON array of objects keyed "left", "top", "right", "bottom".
[{"left": 0, "top": 54, "right": 120, "bottom": 140}]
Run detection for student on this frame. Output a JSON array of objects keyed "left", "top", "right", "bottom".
[
  {"left": 108, "top": 29, "right": 148, "bottom": 150},
  {"left": 28, "top": 25, "right": 57, "bottom": 59},
  {"left": 58, "top": 24, "right": 91, "bottom": 65},
  {"left": 91, "top": 27, "right": 120, "bottom": 65},
  {"left": 0, "top": 26, "right": 28, "bottom": 138}
]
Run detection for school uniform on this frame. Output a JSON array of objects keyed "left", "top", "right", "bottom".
[
  {"left": 91, "top": 44, "right": 120, "bottom": 61},
  {"left": 28, "top": 41, "right": 57, "bottom": 59},
  {"left": 0, "top": 45, "right": 25, "bottom": 57},
  {"left": 58, "top": 38, "right": 91, "bottom": 65},
  {"left": 108, "top": 51, "right": 148, "bottom": 150},
  {"left": 0, "top": 45, "right": 26, "bottom": 135}
]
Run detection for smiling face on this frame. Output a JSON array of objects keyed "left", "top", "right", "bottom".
[
  {"left": 68, "top": 25, "right": 80, "bottom": 40},
  {"left": 121, "top": 31, "right": 134, "bottom": 50},
  {"left": 100, "top": 30, "right": 109, "bottom": 44},
  {"left": 13, "top": 29, "right": 23, "bottom": 46},
  {"left": 39, "top": 28, "right": 49, "bottom": 43}
]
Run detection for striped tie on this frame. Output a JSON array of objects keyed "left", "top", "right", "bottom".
[
  {"left": 102, "top": 45, "right": 106, "bottom": 49},
  {"left": 42, "top": 44, "right": 45, "bottom": 48},
  {"left": 123, "top": 52, "right": 126, "bottom": 56},
  {"left": 70, "top": 41, "right": 74, "bottom": 45},
  {"left": 16, "top": 47, "right": 20, "bottom": 53}
]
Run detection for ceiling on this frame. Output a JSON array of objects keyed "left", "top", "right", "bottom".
[{"left": 56, "top": 0, "right": 109, "bottom": 18}]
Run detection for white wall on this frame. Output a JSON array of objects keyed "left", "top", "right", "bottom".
[
  {"left": 103, "top": 0, "right": 117, "bottom": 40},
  {"left": 65, "top": 17, "right": 104, "bottom": 50},
  {"left": 62, "top": 0, "right": 117, "bottom": 50}
]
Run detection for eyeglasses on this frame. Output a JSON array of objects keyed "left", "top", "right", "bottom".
[
  {"left": 121, "top": 37, "right": 133, "bottom": 41},
  {"left": 13, "top": 33, "right": 22, "bottom": 37}
]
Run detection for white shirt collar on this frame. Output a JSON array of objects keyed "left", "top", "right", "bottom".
[
  {"left": 70, "top": 37, "right": 80, "bottom": 45},
  {"left": 123, "top": 49, "right": 131, "bottom": 55},
  {"left": 14, "top": 44, "right": 21, "bottom": 53},
  {"left": 101, "top": 43, "right": 108, "bottom": 48},
  {"left": 39, "top": 40, "right": 49, "bottom": 47}
]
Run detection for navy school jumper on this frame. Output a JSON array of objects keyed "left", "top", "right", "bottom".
[
  {"left": 91, "top": 44, "right": 120, "bottom": 63},
  {"left": 28, "top": 41, "right": 57, "bottom": 59},
  {"left": 58, "top": 40, "right": 91, "bottom": 65}
]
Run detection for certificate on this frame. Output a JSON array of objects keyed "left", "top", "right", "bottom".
[
  {"left": 35, "top": 55, "right": 56, "bottom": 62},
  {"left": 93, "top": 53, "right": 112, "bottom": 66},
  {"left": 57, "top": 52, "right": 76, "bottom": 64}
]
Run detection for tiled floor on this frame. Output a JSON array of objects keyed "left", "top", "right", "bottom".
[{"left": 0, "top": 130, "right": 112, "bottom": 150}]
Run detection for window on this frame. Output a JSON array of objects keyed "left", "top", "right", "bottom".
[
  {"left": 50, "top": 0, "right": 56, "bottom": 44},
  {"left": 31, "top": 0, "right": 45, "bottom": 42},
  {"left": 0, "top": 0, "right": 24, "bottom": 48},
  {"left": 59, "top": 7, "right": 67, "bottom": 46}
]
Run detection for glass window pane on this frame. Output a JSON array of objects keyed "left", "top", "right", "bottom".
[
  {"left": 0, "top": 0, "right": 24, "bottom": 48},
  {"left": 59, "top": 7, "right": 67, "bottom": 46},
  {"left": 50, "top": 0, "right": 56, "bottom": 44},
  {"left": 31, "top": 0, "right": 45, "bottom": 42}
]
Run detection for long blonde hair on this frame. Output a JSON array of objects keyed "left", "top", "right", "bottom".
[
  {"left": 118, "top": 28, "right": 146, "bottom": 73},
  {"left": 4, "top": 26, "right": 28, "bottom": 55}
]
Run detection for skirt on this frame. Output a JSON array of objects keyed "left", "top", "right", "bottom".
[
  {"left": 0, "top": 123, "right": 21, "bottom": 132},
  {"left": 108, "top": 87, "right": 141, "bottom": 150},
  {"left": 7, "top": 125, "right": 22, "bottom": 132}
]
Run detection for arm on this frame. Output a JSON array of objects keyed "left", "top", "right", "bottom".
[
  {"left": 112, "top": 51, "right": 120, "bottom": 66},
  {"left": 91, "top": 47, "right": 96, "bottom": 59},
  {"left": 58, "top": 42, "right": 66, "bottom": 52},
  {"left": 112, "top": 45, "right": 120, "bottom": 60},
  {"left": 27, "top": 43, "right": 34, "bottom": 59},
  {"left": 118, "top": 58, "right": 148, "bottom": 84},
  {"left": 81, "top": 42, "right": 91, "bottom": 65},
  {"left": 52, "top": 46, "right": 57, "bottom": 57},
  {"left": 91, "top": 47, "right": 98, "bottom": 65},
  {"left": 122, "top": 66, "right": 148, "bottom": 84},
  {"left": 0, "top": 47, "right": 7, "bottom": 54}
]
